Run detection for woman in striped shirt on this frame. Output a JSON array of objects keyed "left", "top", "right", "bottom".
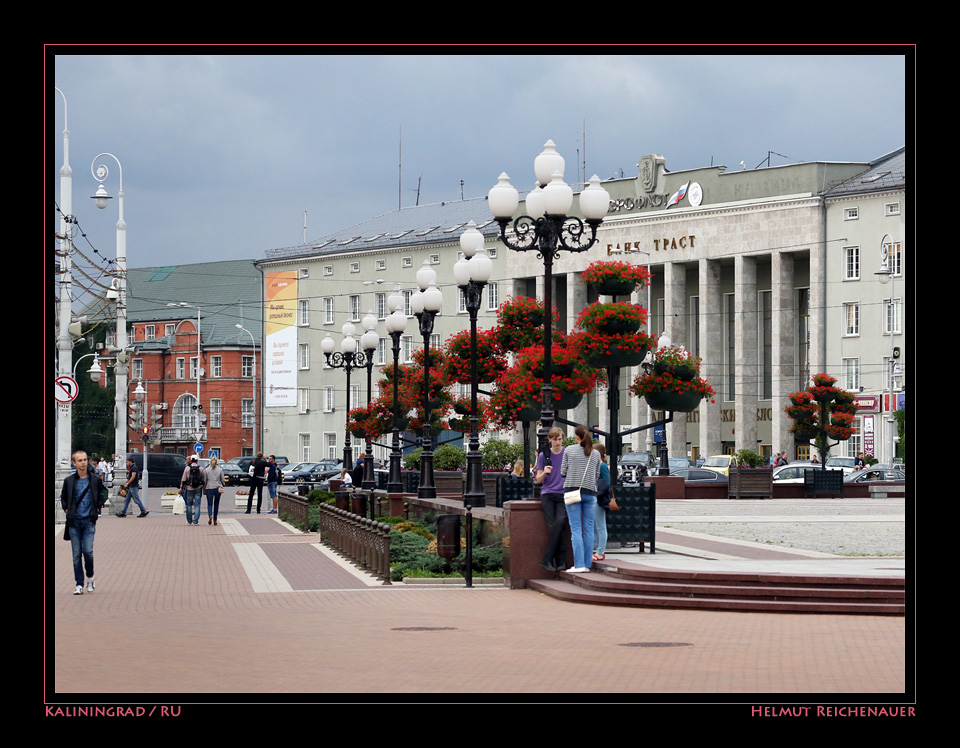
[{"left": 560, "top": 424, "right": 602, "bottom": 572}]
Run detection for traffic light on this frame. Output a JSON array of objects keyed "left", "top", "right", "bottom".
[
  {"left": 151, "top": 404, "right": 164, "bottom": 428},
  {"left": 129, "top": 402, "right": 143, "bottom": 429}
]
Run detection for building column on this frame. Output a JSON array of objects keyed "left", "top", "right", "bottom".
[
  {"left": 699, "top": 258, "right": 722, "bottom": 458},
  {"left": 772, "top": 251, "right": 796, "bottom": 459},
  {"left": 663, "top": 262, "right": 687, "bottom": 460},
  {"left": 735, "top": 255, "right": 758, "bottom": 453},
  {"left": 567, "top": 271, "right": 589, "bottom": 436}
]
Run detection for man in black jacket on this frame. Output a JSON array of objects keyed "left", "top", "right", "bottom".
[{"left": 61, "top": 450, "right": 107, "bottom": 595}]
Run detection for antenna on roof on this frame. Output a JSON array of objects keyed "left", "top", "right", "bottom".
[{"left": 303, "top": 211, "right": 307, "bottom": 245}]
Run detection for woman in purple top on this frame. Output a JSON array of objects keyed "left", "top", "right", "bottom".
[{"left": 535, "top": 427, "right": 567, "bottom": 571}]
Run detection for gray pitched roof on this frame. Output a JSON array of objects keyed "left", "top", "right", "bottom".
[
  {"left": 125, "top": 259, "right": 262, "bottom": 346},
  {"left": 825, "top": 147, "right": 906, "bottom": 197},
  {"left": 260, "top": 196, "right": 502, "bottom": 261}
]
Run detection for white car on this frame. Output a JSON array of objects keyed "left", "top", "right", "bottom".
[
  {"left": 825, "top": 456, "right": 857, "bottom": 475},
  {"left": 772, "top": 462, "right": 820, "bottom": 483}
]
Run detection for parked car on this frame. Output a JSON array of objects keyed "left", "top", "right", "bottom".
[
  {"left": 825, "top": 456, "right": 857, "bottom": 475},
  {"left": 670, "top": 467, "right": 728, "bottom": 483},
  {"left": 844, "top": 467, "right": 906, "bottom": 484},
  {"left": 619, "top": 451, "right": 654, "bottom": 484},
  {"left": 285, "top": 460, "right": 342, "bottom": 487},
  {"left": 701, "top": 454, "right": 741, "bottom": 477},
  {"left": 126, "top": 452, "right": 188, "bottom": 487},
  {"left": 667, "top": 457, "right": 692, "bottom": 471},
  {"left": 772, "top": 461, "right": 820, "bottom": 483},
  {"left": 223, "top": 457, "right": 254, "bottom": 485}
]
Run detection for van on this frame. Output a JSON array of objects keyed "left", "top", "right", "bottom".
[{"left": 126, "top": 452, "right": 188, "bottom": 487}]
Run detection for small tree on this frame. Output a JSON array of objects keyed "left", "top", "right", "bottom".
[{"left": 785, "top": 373, "right": 856, "bottom": 466}]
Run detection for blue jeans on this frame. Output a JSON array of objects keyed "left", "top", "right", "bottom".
[
  {"left": 122, "top": 486, "right": 145, "bottom": 515},
  {"left": 206, "top": 488, "right": 221, "bottom": 520},
  {"left": 70, "top": 516, "right": 96, "bottom": 586},
  {"left": 184, "top": 488, "right": 203, "bottom": 524},
  {"left": 594, "top": 505, "right": 608, "bottom": 556},
  {"left": 565, "top": 492, "right": 597, "bottom": 569}
]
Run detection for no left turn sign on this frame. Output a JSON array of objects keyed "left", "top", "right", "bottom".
[{"left": 55, "top": 376, "right": 79, "bottom": 404}]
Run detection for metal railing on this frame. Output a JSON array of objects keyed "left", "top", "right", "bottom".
[{"left": 318, "top": 505, "right": 392, "bottom": 585}]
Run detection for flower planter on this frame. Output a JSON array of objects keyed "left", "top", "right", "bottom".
[
  {"left": 729, "top": 468, "right": 773, "bottom": 500},
  {"left": 592, "top": 278, "right": 637, "bottom": 297},
  {"left": 585, "top": 343, "right": 650, "bottom": 369},
  {"left": 645, "top": 389, "right": 704, "bottom": 412},
  {"left": 527, "top": 390, "right": 583, "bottom": 412},
  {"left": 434, "top": 471, "right": 464, "bottom": 494}
]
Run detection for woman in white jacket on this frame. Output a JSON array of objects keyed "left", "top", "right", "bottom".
[{"left": 560, "top": 424, "right": 602, "bottom": 573}]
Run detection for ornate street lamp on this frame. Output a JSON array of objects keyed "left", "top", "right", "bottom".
[
  {"left": 360, "top": 310, "right": 380, "bottom": 491},
  {"left": 321, "top": 323, "right": 373, "bottom": 472},
  {"left": 488, "top": 140, "right": 610, "bottom": 459},
  {"left": 384, "top": 287, "right": 408, "bottom": 494},
  {"left": 411, "top": 262, "right": 443, "bottom": 499},
  {"left": 454, "top": 221, "right": 493, "bottom": 509}
]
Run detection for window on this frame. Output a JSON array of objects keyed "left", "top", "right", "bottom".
[
  {"left": 843, "top": 302, "right": 860, "bottom": 336},
  {"left": 759, "top": 290, "right": 772, "bottom": 400},
  {"left": 324, "top": 265, "right": 333, "bottom": 276},
  {"left": 843, "top": 246, "right": 860, "bottom": 280},
  {"left": 883, "top": 298, "right": 902, "bottom": 335},
  {"left": 377, "top": 338, "right": 387, "bottom": 365},
  {"left": 844, "top": 207, "right": 859, "bottom": 220},
  {"left": 165, "top": 323, "right": 175, "bottom": 337},
  {"left": 325, "top": 433, "right": 337, "bottom": 459},
  {"left": 403, "top": 290, "right": 413, "bottom": 316},
  {"left": 885, "top": 202, "right": 901, "bottom": 216},
  {"left": 430, "top": 333, "right": 440, "bottom": 351},
  {"left": 350, "top": 295, "right": 360, "bottom": 321},
  {"left": 299, "top": 433, "right": 311, "bottom": 462},
  {"left": 211, "top": 355, "right": 222, "bottom": 377},
  {"left": 323, "top": 386, "right": 335, "bottom": 412},
  {"left": 176, "top": 358, "right": 185, "bottom": 379},
  {"left": 350, "top": 262, "right": 360, "bottom": 273},
  {"left": 486, "top": 282, "right": 499, "bottom": 311},
  {"left": 376, "top": 259, "right": 386, "bottom": 271},
  {"left": 298, "top": 299, "right": 309, "bottom": 326},
  {"left": 298, "top": 388, "right": 309, "bottom": 413},
  {"left": 458, "top": 288, "right": 467, "bottom": 313},
  {"left": 882, "top": 241, "right": 902, "bottom": 276},
  {"left": 299, "top": 343, "right": 310, "bottom": 369},
  {"left": 190, "top": 357, "right": 199, "bottom": 379},
  {"left": 724, "top": 293, "right": 735, "bottom": 400},
  {"left": 241, "top": 398, "right": 254, "bottom": 428},
  {"left": 403, "top": 336, "right": 413, "bottom": 363},
  {"left": 145, "top": 325, "right": 156, "bottom": 340},
  {"left": 842, "top": 358, "right": 860, "bottom": 391},
  {"left": 323, "top": 297, "right": 334, "bottom": 324},
  {"left": 376, "top": 292, "right": 386, "bottom": 319},
  {"left": 132, "top": 359, "right": 143, "bottom": 380},
  {"left": 299, "top": 267, "right": 309, "bottom": 278},
  {"left": 242, "top": 355, "right": 255, "bottom": 378},
  {"left": 429, "top": 254, "right": 440, "bottom": 265},
  {"left": 349, "top": 383, "right": 361, "bottom": 411},
  {"left": 173, "top": 394, "right": 199, "bottom": 429},
  {"left": 688, "top": 296, "right": 700, "bottom": 360},
  {"left": 209, "top": 398, "right": 222, "bottom": 428},
  {"left": 402, "top": 257, "right": 412, "bottom": 268}
]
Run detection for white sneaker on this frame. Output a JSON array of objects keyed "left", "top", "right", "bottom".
[
  {"left": 74, "top": 585, "right": 84, "bottom": 595},
  {"left": 86, "top": 578, "right": 95, "bottom": 592},
  {"left": 566, "top": 567, "right": 590, "bottom": 573}
]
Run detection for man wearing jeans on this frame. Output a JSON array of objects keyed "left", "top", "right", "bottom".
[
  {"left": 61, "top": 450, "right": 106, "bottom": 595},
  {"left": 180, "top": 455, "right": 205, "bottom": 525},
  {"left": 118, "top": 457, "right": 148, "bottom": 517}
]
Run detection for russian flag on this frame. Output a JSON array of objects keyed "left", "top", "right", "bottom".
[{"left": 667, "top": 182, "right": 689, "bottom": 208}]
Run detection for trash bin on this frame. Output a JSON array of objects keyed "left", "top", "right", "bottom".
[{"left": 436, "top": 514, "right": 462, "bottom": 560}]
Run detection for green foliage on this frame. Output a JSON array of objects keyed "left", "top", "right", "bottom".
[
  {"left": 480, "top": 439, "right": 523, "bottom": 470},
  {"left": 735, "top": 449, "right": 766, "bottom": 468},
  {"left": 307, "top": 489, "right": 336, "bottom": 504},
  {"left": 403, "top": 444, "right": 466, "bottom": 470},
  {"left": 387, "top": 514, "right": 503, "bottom": 581}
]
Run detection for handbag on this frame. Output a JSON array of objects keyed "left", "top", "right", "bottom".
[
  {"left": 608, "top": 494, "right": 619, "bottom": 511},
  {"left": 118, "top": 486, "right": 128, "bottom": 498}
]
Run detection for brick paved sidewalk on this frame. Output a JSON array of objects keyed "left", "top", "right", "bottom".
[{"left": 50, "top": 511, "right": 907, "bottom": 697}]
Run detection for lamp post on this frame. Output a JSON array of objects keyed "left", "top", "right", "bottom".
[
  {"left": 488, "top": 140, "right": 610, "bottom": 460},
  {"left": 360, "top": 310, "right": 380, "bottom": 491},
  {"left": 91, "top": 153, "right": 129, "bottom": 482},
  {"left": 132, "top": 380, "right": 150, "bottom": 492},
  {"left": 235, "top": 324, "right": 258, "bottom": 455},
  {"left": 321, "top": 323, "right": 373, "bottom": 472},
  {"left": 55, "top": 87, "right": 75, "bottom": 482},
  {"left": 875, "top": 234, "right": 899, "bottom": 465},
  {"left": 454, "top": 221, "right": 493, "bottom": 509},
  {"left": 384, "top": 287, "right": 408, "bottom": 494},
  {"left": 411, "top": 262, "right": 443, "bottom": 499}
]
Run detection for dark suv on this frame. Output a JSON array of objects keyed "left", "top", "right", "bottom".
[{"left": 126, "top": 452, "right": 188, "bottom": 487}]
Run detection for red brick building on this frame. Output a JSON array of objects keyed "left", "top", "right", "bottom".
[{"left": 122, "top": 260, "right": 262, "bottom": 462}]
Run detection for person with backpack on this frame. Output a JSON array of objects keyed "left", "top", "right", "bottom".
[{"left": 181, "top": 455, "right": 206, "bottom": 525}]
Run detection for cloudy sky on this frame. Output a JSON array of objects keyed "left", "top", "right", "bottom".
[{"left": 51, "top": 51, "right": 909, "bottom": 271}]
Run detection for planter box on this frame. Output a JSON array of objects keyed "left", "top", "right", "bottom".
[
  {"left": 803, "top": 468, "right": 844, "bottom": 498},
  {"left": 729, "top": 468, "right": 773, "bottom": 499}
]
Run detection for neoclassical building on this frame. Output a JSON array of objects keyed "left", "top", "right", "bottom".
[{"left": 256, "top": 147, "right": 906, "bottom": 467}]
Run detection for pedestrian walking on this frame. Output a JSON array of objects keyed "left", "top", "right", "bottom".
[
  {"left": 204, "top": 456, "right": 225, "bottom": 525},
  {"left": 246, "top": 453, "right": 268, "bottom": 514},
  {"left": 61, "top": 450, "right": 107, "bottom": 595},
  {"left": 118, "top": 457, "right": 148, "bottom": 517},
  {"left": 181, "top": 455, "right": 205, "bottom": 525},
  {"left": 266, "top": 455, "right": 279, "bottom": 514}
]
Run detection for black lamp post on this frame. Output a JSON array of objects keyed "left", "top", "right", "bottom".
[
  {"left": 384, "top": 287, "right": 408, "bottom": 494},
  {"left": 359, "top": 311, "right": 380, "bottom": 491},
  {"left": 454, "top": 221, "right": 493, "bottom": 509},
  {"left": 488, "top": 140, "right": 610, "bottom": 460},
  {"left": 321, "top": 323, "right": 373, "bottom": 473},
  {"left": 411, "top": 262, "right": 443, "bottom": 499}
]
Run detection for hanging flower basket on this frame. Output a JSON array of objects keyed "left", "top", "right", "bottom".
[
  {"left": 497, "top": 295, "right": 545, "bottom": 329},
  {"left": 443, "top": 328, "right": 507, "bottom": 384},
  {"left": 644, "top": 389, "right": 704, "bottom": 412},
  {"left": 581, "top": 260, "right": 651, "bottom": 296},
  {"left": 576, "top": 302, "right": 647, "bottom": 336},
  {"left": 575, "top": 331, "right": 654, "bottom": 368},
  {"left": 630, "top": 348, "right": 716, "bottom": 411}
]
